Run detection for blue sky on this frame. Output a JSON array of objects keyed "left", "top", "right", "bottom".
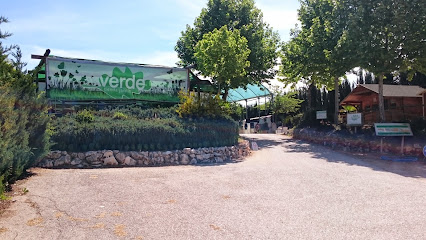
[{"left": 2, "top": 0, "right": 301, "bottom": 70}]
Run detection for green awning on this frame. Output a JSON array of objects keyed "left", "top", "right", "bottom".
[{"left": 226, "top": 84, "right": 272, "bottom": 102}]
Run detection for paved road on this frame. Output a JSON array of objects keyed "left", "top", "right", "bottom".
[{"left": 1, "top": 134, "right": 426, "bottom": 239}]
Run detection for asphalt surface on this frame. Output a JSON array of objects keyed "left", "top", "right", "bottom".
[{"left": 1, "top": 134, "right": 426, "bottom": 239}]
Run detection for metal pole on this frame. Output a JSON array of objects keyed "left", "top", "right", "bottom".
[
  {"left": 245, "top": 99, "right": 248, "bottom": 121},
  {"left": 401, "top": 136, "right": 405, "bottom": 155},
  {"left": 258, "top": 97, "right": 260, "bottom": 118}
]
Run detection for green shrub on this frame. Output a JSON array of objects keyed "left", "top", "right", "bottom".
[
  {"left": 176, "top": 91, "right": 231, "bottom": 119},
  {"left": 50, "top": 107, "right": 238, "bottom": 152},
  {"left": 0, "top": 87, "right": 50, "bottom": 196},
  {"left": 112, "top": 111, "right": 128, "bottom": 120},
  {"left": 75, "top": 109, "right": 94, "bottom": 123}
]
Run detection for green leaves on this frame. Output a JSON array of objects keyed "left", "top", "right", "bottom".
[
  {"left": 51, "top": 107, "right": 238, "bottom": 152},
  {"left": 194, "top": 26, "right": 250, "bottom": 100},
  {"left": 176, "top": 0, "right": 280, "bottom": 88}
]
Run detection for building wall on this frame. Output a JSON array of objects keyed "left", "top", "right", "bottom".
[{"left": 359, "top": 93, "right": 422, "bottom": 123}]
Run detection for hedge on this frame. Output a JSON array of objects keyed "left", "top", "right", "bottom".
[
  {"left": 0, "top": 88, "right": 50, "bottom": 195},
  {"left": 51, "top": 109, "right": 239, "bottom": 152}
]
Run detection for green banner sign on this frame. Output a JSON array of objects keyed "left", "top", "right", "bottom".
[
  {"left": 46, "top": 57, "right": 188, "bottom": 102},
  {"left": 374, "top": 123, "right": 413, "bottom": 136}
]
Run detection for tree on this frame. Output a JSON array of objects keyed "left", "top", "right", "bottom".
[
  {"left": 345, "top": 0, "right": 426, "bottom": 122},
  {"left": 268, "top": 87, "right": 303, "bottom": 124},
  {"left": 175, "top": 0, "right": 280, "bottom": 90},
  {"left": 281, "top": 0, "right": 355, "bottom": 125},
  {"left": 0, "top": 17, "right": 50, "bottom": 195},
  {"left": 194, "top": 26, "right": 250, "bottom": 100}
]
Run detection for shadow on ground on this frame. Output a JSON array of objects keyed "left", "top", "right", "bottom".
[
  {"left": 282, "top": 138, "right": 426, "bottom": 179},
  {"left": 240, "top": 134, "right": 283, "bottom": 149}
]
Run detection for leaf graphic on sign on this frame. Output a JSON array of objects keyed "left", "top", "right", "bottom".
[
  {"left": 58, "top": 62, "right": 65, "bottom": 69},
  {"left": 97, "top": 68, "right": 145, "bottom": 99}
]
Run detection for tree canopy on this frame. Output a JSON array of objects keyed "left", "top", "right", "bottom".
[
  {"left": 281, "top": 0, "right": 426, "bottom": 123},
  {"left": 344, "top": 0, "right": 426, "bottom": 121},
  {"left": 175, "top": 0, "right": 280, "bottom": 88},
  {"left": 194, "top": 26, "right": 250, "bottom": 100}
]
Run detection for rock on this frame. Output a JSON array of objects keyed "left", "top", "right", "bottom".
[
  {"left": 190, "top": 154, "right": 196, "bottom": 158},
  {"left": 62, "top": 155, "right": 72, "bottom": 164},
  {"left": 196, "top": 155, "right": 204, "bottom": 160},
  {"left": 180, "top": 154, "right": 190, "bottom": 164},
  {"left": 183, "top": 148, "right": 191, "bottom": 155},
  {"left": 77, "top": 153, "right": 85, "bottom": 160},
  {"left": 190, "top": 159, "right": 197, "bottom": 165},
  {"left": 54, "top": 158, "right": 65, "bottom": 167},
  {"left": 115, "top": 153, "right": 126, "bottom": 164},
  {"left": 215, "top": 157, "right": 224, "bottom": 163},
  {"left": 86, "top": 152, "right": 102, "bottom": 163},
  {"left": 130, "top": 151, "right": 143, "bottom": 160},
  {"left": 103, "top": 156, "right": 118, "bottom": 166},
  {"left": 103, "top": 150, "right": 114, "bottom": 158},
  {"left": 45, "top": 160, "right": 54, "bottom": 168},
  {"left": 48, "top": 151, "right": 62, "bottom": 159},
  {"left": 85, "top": 151, "right": 97, "bottom": 157},
  {"left": 92, "top": 163, "right": 102, "bottom": 168},
  {"left": 124, "top": 156, "right": 136, "bottom": 166},
  {"left": 71, "top": 158, "right": 82, "bottom": 166}
]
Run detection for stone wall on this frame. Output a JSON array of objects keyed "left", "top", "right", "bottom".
[
  {"left": 38, "top": 140, "right": 251, "bottom": 169},
  {"left": 293, "top": 129, "right": 424, "bottom": 157}
]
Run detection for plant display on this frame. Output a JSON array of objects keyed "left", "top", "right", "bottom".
[{"left": 51, "top": 106, "right": 238, "bottom": 152}]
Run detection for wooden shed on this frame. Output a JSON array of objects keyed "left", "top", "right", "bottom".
[{"left": 340, "top": 84, "right": 424, "bottom": 124}]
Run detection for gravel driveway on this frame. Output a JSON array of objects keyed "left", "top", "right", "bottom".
[{"left": 1, "top": 134, "right": 426, "bottom": 239}]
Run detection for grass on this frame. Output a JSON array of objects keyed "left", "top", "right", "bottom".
[{"left": 47, "top": 89, "right": 180, "bottom": 102}]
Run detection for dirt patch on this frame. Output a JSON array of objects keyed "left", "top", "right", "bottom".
[{"left": 0, "top": 198, "right": 12, "bottom": 217}]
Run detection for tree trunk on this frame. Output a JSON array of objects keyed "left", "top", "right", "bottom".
[
  {"left": 378, "top": 74, "right": 385, "bottom": 122},
  {"left": 334, "top": 76, "right": 339, "bottom": 125},
  {"left": 307, "top": 83, "right": 313, "bottom": 110},
  {"left": 222, "top": 88, "right": 229, "bottom": 102}
]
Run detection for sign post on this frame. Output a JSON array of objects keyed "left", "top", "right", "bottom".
[
  {"left": 347, "top": 113, "right": 362, "bottom": 134},
  {"left": 374, "top": 123, "right": 413, "bottom": 155}
]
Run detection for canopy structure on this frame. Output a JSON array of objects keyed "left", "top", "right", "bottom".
[{"left": 226, "top": 84, "right": 272, "bottom": 102}]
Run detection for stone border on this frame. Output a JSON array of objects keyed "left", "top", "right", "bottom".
[
  {"left": 293, "top": 129, "right": 424, "bottom": 157},
  {"left": 38, "top": 140, "right": 251, "bottom": 169}
]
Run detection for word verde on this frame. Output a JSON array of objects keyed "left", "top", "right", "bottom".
[
  {"left": 99, "top": 67, "right": 150, "bottom": 91},
  {"left": 99, "top": 75, "right": 149, "bottom": 91}
]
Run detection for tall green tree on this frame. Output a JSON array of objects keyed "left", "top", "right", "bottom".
[
  {"left": 175, "top": 0, "right": 280, "bottom": 90},
  {"left": 194, "top": 26, "right": 251, "bottom": 100},
  {"left": 345, "top": 0, "right": 426, "bottom": 122},
  {"left": 281, "top": 0, "right": 355, "bottom": 124},
  {"left": 270, "top": 88, "right": 303, "bottom": 123},
  {"left": 0, "top": 16, "right": 50, "bottom": 195}
]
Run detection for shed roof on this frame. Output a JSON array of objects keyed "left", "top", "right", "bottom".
[
  {"left": 340, "top": 84, "right": 424, "bottom": 105},
  {"left": 359, "top": 84, "right": 424, "bottom": 97}
]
